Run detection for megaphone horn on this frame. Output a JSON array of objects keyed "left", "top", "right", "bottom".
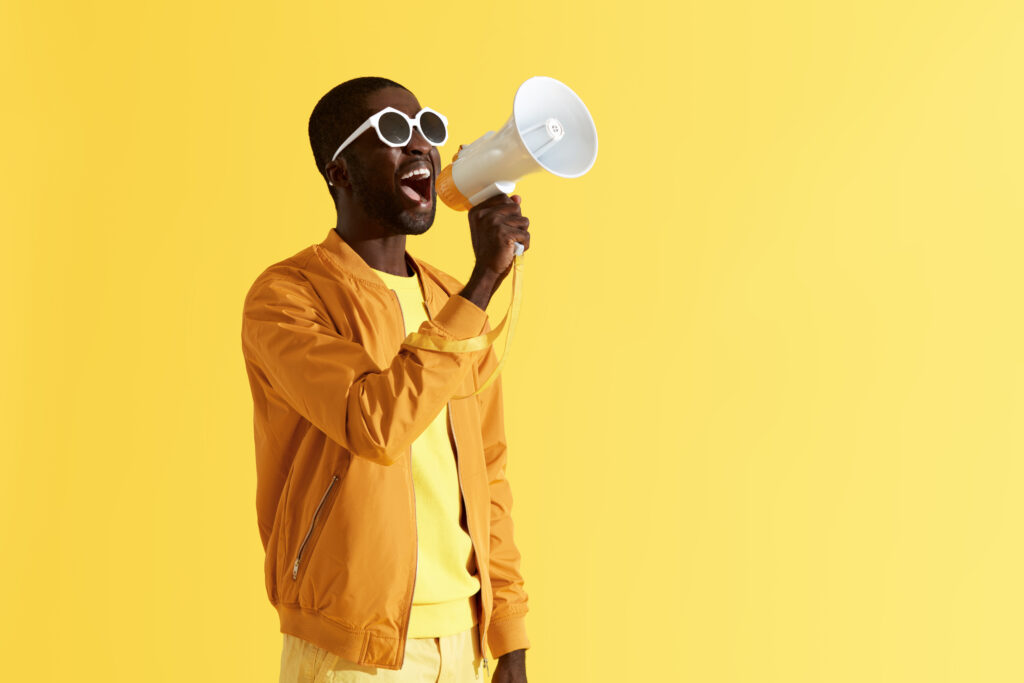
[{"left": 437, "top": 76, "right": 599, "bottom": 240}]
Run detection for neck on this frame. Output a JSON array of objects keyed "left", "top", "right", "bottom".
[{"left": 334, "top": 212, "right": 410, "bottom": 277}]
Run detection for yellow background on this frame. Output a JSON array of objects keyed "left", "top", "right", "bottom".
[{"left": 2, "top": 1, "right": 1022, "bottom": 681}]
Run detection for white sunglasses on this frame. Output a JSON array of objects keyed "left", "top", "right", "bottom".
[{"left": 330, "top": 106, "right": 449, "bottom": 162}]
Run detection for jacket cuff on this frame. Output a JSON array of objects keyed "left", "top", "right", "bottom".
[
  {"left": 487, "top": 613, "right": 530, "bottom": 659},
  {"left": 426, "top": 294, "right": 488, "bottom": 341}
]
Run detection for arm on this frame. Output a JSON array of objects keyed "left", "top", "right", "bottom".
[
  {"left": 475, "top": 341, "right": 531, "bottom": 658},
  {"left": 241, "top": 274, "right": 487, "bottom": 466}
]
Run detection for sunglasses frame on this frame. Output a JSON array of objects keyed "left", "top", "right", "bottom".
[{"left": 330, "top": 106, "right": 449, "bottom": 162}]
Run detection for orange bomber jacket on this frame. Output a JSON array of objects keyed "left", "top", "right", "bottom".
[{"left": 240, "top": 227, "right": 529, "bottom": 671}]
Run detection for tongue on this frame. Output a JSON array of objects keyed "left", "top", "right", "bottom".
[{"left": 400, "top": 184, "right": 422, "bottom": 202}]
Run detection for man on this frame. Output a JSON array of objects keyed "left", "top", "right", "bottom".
[{"left": 241, "top": 76, "right": 531, "bottom": 683}]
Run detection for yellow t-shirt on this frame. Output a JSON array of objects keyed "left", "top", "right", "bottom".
[{"left": 372, "top": 263, "right": 481, "bottom": 638}]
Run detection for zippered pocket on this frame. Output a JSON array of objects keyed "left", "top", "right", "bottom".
[{"left": 291, "top": 474, "right": 339, "bottom": 581}]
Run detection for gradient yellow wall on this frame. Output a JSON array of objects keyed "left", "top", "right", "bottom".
[{"left": 2, "top": 1, "right": 1022, "bottom": 681}]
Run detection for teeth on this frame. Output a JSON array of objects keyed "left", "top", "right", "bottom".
[{"left": 400, "top": 167, "right": 431, "bottom": 180}]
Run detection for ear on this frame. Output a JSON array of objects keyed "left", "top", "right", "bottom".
[{"left": 325, "top": 158, "right": 351, "bottom": 190}]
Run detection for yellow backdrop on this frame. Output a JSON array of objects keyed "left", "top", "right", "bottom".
[{"left": 2, "top": 1, "right": 1022, "bottom": 681}]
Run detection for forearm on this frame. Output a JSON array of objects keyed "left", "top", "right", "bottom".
[
  {"left": 243, "top": 277, "right": 489, "bottom": 465},
  {"left": 340, "top": 292, "right": 493, "bottom": 463},
  {"left": 459, "top": 265, "right": 502, "bottom": 311}
]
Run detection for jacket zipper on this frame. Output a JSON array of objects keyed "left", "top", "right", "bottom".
[
  {"left": 392, "top": 283, "right": 485, "bottom": 676},
  {"left": 292, "top": 474, "right": 339, "bottom": 580},
  {"left": 401, "top": 444, "right": 418, "bottom": 665},
  {"left": 422, "top": 279, "right": 490, "bottom": 677},
  {"left": 390, "top": 288, "right": 420, "bottom": 666},
  {"left": 448, "top": 401, "right": 489, "bottom": 678}
]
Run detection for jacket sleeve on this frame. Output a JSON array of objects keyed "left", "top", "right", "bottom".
[
  {"left": 241, "top": 275, "right": 488, "bottom": 466},
  {"left": 475, "top": 341, "right": 530, "bottom": 657}
]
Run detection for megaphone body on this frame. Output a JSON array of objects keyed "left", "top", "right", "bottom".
[{"left": 437, "top": 76, "right": 599, "bottom": 247}]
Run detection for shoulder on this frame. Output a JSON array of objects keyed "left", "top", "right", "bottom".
[{"left": 243, "top": 246, "right": 319, "bottom": 306}]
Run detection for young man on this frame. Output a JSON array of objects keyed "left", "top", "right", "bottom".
[{"left": 241, "top": 77, "right": 531, "bottom": 683}]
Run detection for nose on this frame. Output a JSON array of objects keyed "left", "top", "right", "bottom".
[{"left": 405, "top": 126, "right": 433, "bottom": 156}]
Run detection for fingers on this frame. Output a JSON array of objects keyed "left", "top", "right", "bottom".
[
  {"left": 504, "top": 226, "right": 531, "bottom": 252},
  {"left": 468, "top": 193, "right": 532, "bottom": 263},
  {"left": 498, "top": 196, "right": 529, "bottom": 250},
  {"left": 515, "top": 231, "right": 531, "bottom": 251}
]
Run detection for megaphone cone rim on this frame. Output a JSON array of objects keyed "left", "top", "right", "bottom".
[{"left": 512, "top": 76, "right": 598, "bottom": 179}]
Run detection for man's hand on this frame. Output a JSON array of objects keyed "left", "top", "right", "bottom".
[
  {"left": 491, "top": 648, "right": 527, "bottom": 683},
  {"left": 460, "top": 194, "right": 530, "bottom": 311},
  {"left": 469, "top": 193, "right": 530, "bottom": 279}
]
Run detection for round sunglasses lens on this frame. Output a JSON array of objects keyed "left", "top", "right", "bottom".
[
  {"left": 419, "top": 112, "right": 446, "bottom": 144},
  {"left": 378, "top": 112, "right": 411, "bottom": 144}
]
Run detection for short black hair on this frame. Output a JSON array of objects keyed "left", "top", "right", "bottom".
[{"left": 308, "top": 77, "right": 410, "bottom": 195}]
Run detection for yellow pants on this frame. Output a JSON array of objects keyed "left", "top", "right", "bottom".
[{"left": 279, "top": 624, "right": 485, "bottom": 682}]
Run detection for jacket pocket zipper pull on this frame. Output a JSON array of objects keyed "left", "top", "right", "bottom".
[{"left": 291, "top": 475, "right": 339, "bottom": 581}]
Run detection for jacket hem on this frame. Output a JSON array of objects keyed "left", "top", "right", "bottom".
[{"left": 276, "top": 601, "right": 405, "bottom": 671}]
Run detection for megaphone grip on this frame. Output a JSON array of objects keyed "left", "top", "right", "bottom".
[{"left": 399, "top": 253, "right": 524, "bottom": 399}]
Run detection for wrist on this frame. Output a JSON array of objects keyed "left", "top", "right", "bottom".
[
  {"left": 470, "top": 262, "right": 503, "bottom": 285},
  {"left": 460, "top": 267, "right": 500, "bottom": 311}
]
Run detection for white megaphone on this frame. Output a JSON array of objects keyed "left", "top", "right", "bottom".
[{"left": 437, "top": 76, "right": 598, "bottom": 255}]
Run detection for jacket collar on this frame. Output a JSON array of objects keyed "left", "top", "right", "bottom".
[{"left": 316, "top": 227, "right": 440, "bottom": 306}]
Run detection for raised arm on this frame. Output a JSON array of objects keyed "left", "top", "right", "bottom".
[{"left": 241, "top": 274, "right": 488, "bottom": 466}]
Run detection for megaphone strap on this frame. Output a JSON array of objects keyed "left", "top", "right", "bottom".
[{"left": 400, "top": 253, "right": 523, "bottom": 399}]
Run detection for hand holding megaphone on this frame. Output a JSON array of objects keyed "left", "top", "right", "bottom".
[
  {"left": 457, "top": 193, "right": 529, "bottom": 312},
  {"left": 438, "top": 76, "right": 598, "bottom": 259},
  {"left": 469, "top": 192, "right": 530, "bottom": 274}
]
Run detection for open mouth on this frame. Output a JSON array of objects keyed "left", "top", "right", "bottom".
[{"left": 398, "top": 166, "right": 433, "bottom": 205}]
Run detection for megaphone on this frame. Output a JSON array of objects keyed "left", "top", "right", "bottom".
[{"left": 437, "top": 76, "right": 598, "bottom": 256}]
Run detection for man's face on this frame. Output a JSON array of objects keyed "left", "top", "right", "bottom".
[{"left": 340, "top": 87, "right": 442, "bottom": 236}]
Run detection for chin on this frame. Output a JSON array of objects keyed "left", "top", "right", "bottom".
[{"left": 394, "top": 203, "right": 436, "bottom": 236}]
